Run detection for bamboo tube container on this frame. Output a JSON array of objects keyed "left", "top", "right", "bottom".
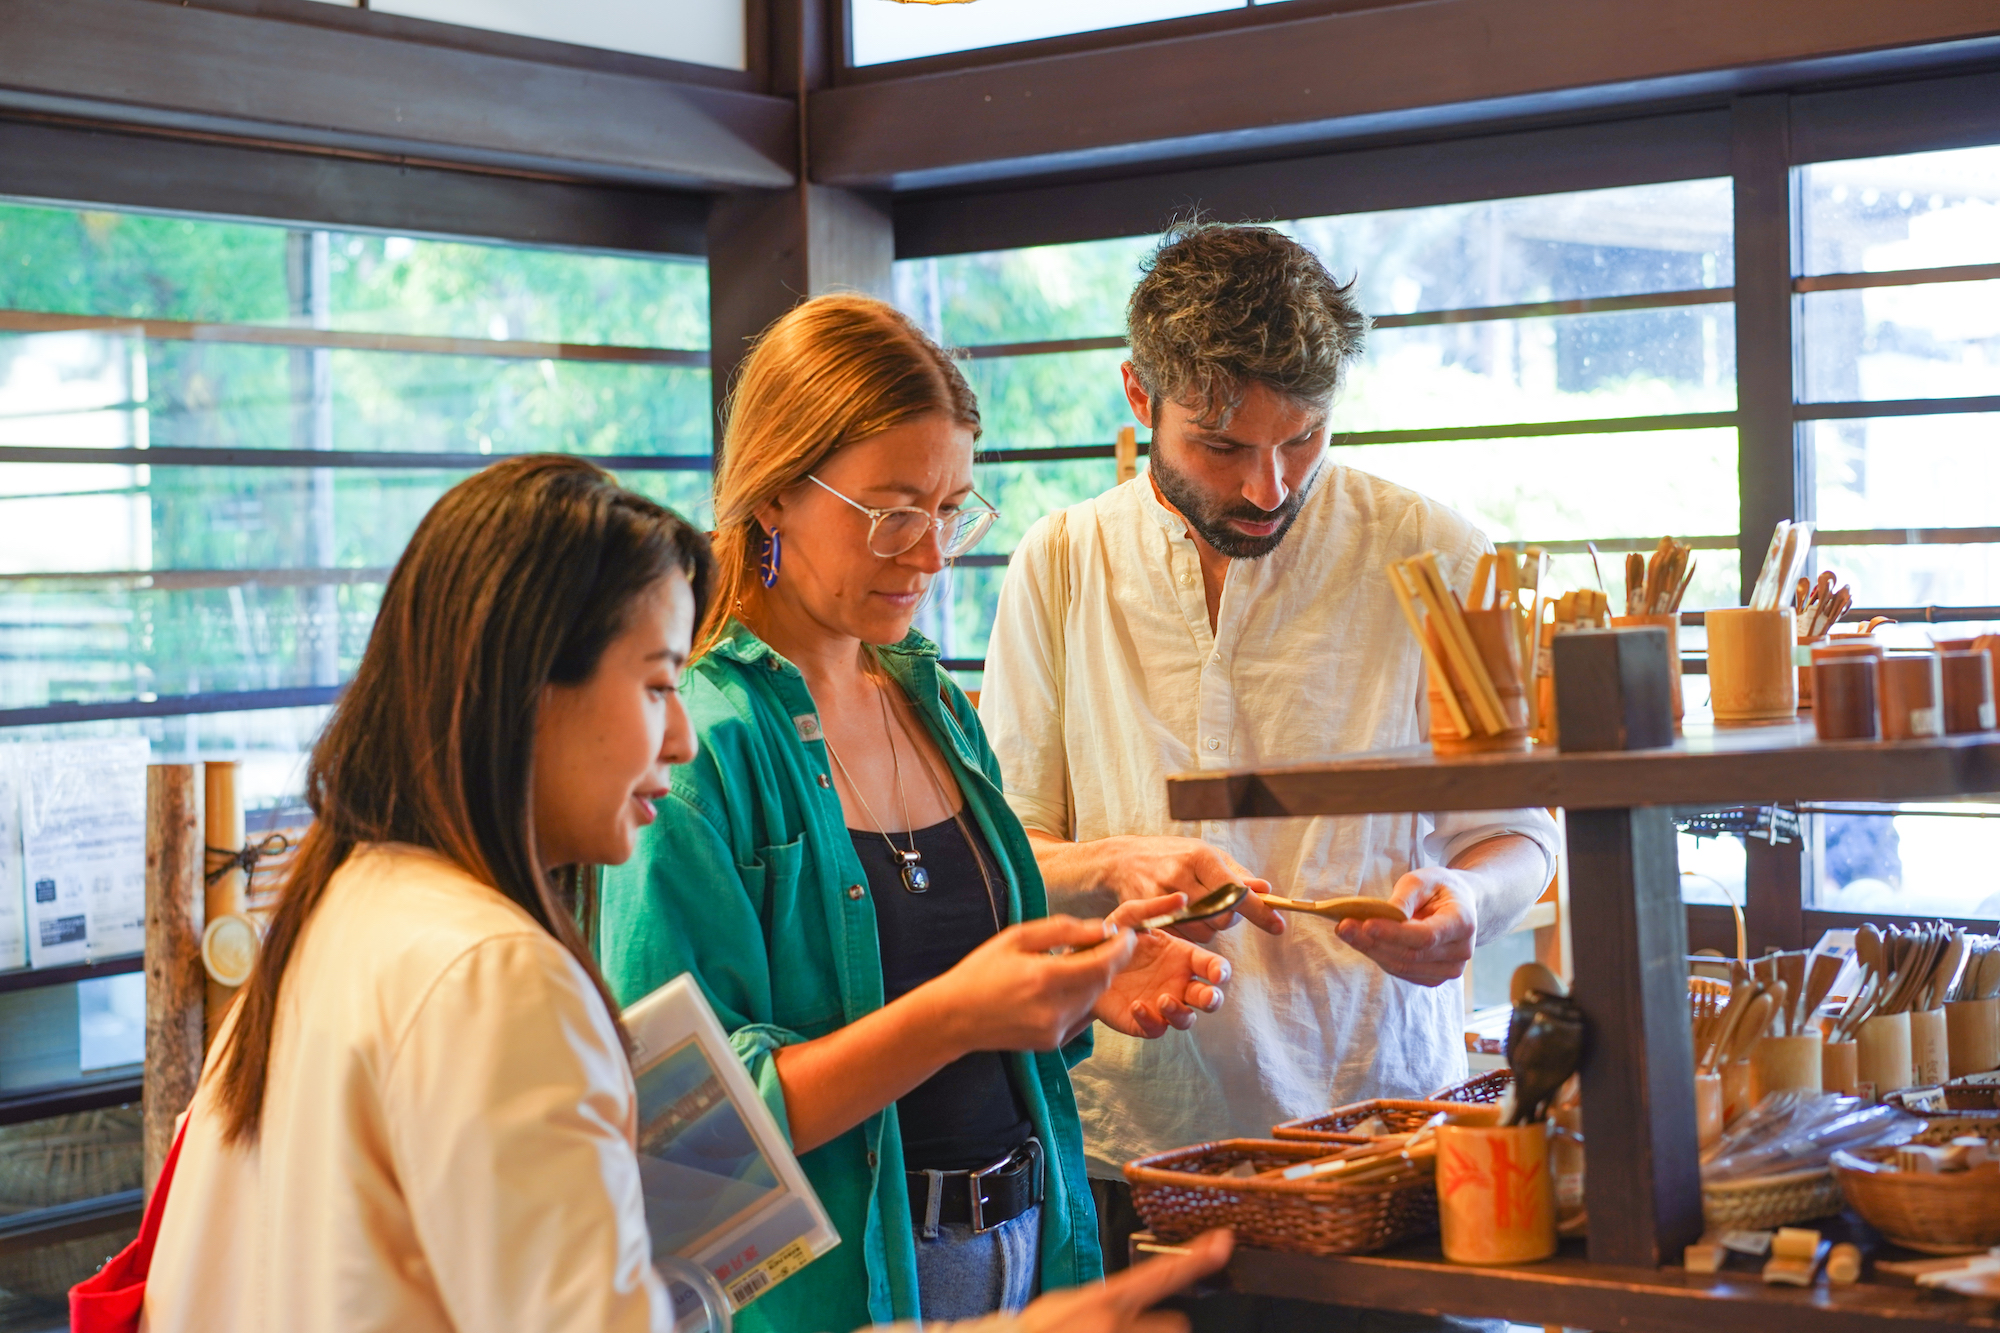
[{"left": 204, "top": 759, "right": 246, "bottom": 1045}]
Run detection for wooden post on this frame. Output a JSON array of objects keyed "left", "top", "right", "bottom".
[
  {"left": 204, "top": 759, "right": 245, "bottom": 1046},
  {"left": 1115, "top": 425, "right": 1138, "bottom": 486},
  {"left": 144, "top": 764, "right": 203, "bottom": 1196},
  {"left": 1567, "top": 806, "right": 1703, "bottom": 1266}
]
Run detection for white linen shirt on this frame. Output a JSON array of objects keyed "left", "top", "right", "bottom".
[
  {"left": 979, "top": 463, "right": 1560, "bottom": 1176},
  {"left": 144, "top": 843, "right": 670, "bottom": 1333}
]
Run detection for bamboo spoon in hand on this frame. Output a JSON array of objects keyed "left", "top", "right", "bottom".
[{"left": 1258, "top": 894, "right": 1408, "bottom": 923}]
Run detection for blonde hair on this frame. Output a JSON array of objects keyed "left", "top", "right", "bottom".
[{"left": 699, "top": 293, "right": 981, "bottom": 657}]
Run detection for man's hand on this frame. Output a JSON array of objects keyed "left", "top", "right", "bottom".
[
  {"left": 1028, "top": 831, "right": 1285, "bottom": 942},
  {"left": 1333, "top": 867, "right": 1478, "bottom": 987}
]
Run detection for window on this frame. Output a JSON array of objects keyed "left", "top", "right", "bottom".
[
  {"left": 852, "top": 0, "right": 1246, "bottom": 66},
  {"left": 1795, "top": 141, "right": 2000, "bottom": 921},
  {"left": 0, "top": 201, "right": 711, "bottom": 815}
]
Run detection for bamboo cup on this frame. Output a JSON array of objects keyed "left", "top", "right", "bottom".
[
  {"left": 1823, "top": 1039, "right": 1860, "bottom": 1096},
  {"left": 1721, "top": 1059, "right": 1754, "bottom": 1125},
  {"left": 1437, "top": 1121, "right": 1557, "bottom": 1265},
  {"left": 1947, "top": 998, "right": 2000, "bottom": 1078},
  {"left": 1611, "top": 612, "right": 1684, "bottom": 725},
  {"left": 1939, "top": 648, "right": 1997, "bottom": 734},
  {"left": 1695, "top": 1071, "right": 1724, "bottom": 1149},
  {"left": 1430, "top": 610, "right": 1531, "bottom": 755},
  {"left": 1707, "top": 608, "right": 1798, "bottom": 723},
  {"left": 1879, "top": 654, "right": 1944, "bottom": 741},
  {"left": 1811, "top": 654, "right": 1880, "bottom": 741},
  {"left": 1857, "top": 1011, "right": 1914, "bottom": 1100},
  {"left": 1911, "top": 1007, "right": 1950, "bottom": 1086},
  {"left": 1751, "top": 1033, "right": 1824, "bottom": 1101}
]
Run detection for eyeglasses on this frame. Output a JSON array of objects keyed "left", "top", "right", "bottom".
[{"left": 807, "top": 475, "right": 1000, "bottom": 559}]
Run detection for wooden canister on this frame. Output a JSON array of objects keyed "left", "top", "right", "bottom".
[
  {"left": 1857, "top": 1011, "right": 1913, "bottom": 1100},
  {"left": 1611, "top": 612, "right": 1683, "bottom": 724},
  {"left": 1823, "top": 1040, "right": 1859, "bottom": 1096},
  {"left": 1751, "top": 1033, "right": 1824, "bottom": 1101},
  {"left": 1947, "top": 998, "right": 2000, "bottom": 1079},
  {"left": 1938, "top": 648, "right": 1997, "bottom": 734},
  {"left": 1431, "top": 611, "right": 1531, "bottom": 754},
  {"left": 1911, "top": 1007, "right": 1950, "bottom": 1087},
  {"left": 1437, "top": 1121, "right": 1557, "bottom": 1265},
  {"left": 1707, "top": 608, "right": 1798, "bottom": 723},
  {"left": 1880, "top": 655, "right": 1944, "bottom": 741},
  {"left": 1811, "top": 652, "right": 1880, "bottom": 741}
]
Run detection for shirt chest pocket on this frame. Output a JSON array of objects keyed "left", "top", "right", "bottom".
[{"left": 743, "top": 836, "right": 846, "bottom": 1033}]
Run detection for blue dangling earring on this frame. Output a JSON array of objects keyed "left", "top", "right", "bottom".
[{"left": 758, "top": 527, "right": 783, "bottom": 588}]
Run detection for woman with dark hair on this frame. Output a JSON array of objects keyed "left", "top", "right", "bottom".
[
  {"left": 598, "top": 295, "right": 1233, "bottom": 1333},
  {"left": 138, "top": 452, "right": 1228, "bottom": 1333}
]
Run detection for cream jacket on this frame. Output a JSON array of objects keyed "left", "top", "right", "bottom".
[
  {"left": 980, "top": 466, "right": 1561, "bottom": 1175},
  {"left": 143, "top": 843, "right": 669, "bottom": 1333}
]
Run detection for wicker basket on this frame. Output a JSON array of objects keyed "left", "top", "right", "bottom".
[
  {"left": 1701, "top": 1166, "right": 1844, "bottom": 1231},
  {"left": 0, "top": 1109, "right": 144, "bottom": 1300},
  {"left": 1833, "top": 1147, "right": 2000, "bottom": 1255},
  {"left": 1272, "top": 1099, "right": 1470, "bottom": 1144},
  {"left": 1124, "top": 1138, "right": 1438, "bottom": 1256},
  {"left": 1429, "top": 1070, "right": 1512, "bottom": 1105}
]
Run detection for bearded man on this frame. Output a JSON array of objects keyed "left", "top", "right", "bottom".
[{"left": 978, "top": 224, "right": 1560, "bottom": 1304}]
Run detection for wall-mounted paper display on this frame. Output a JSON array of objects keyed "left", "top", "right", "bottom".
[
  {"left": 373, "top": 0, "right": 746, "bottom": 70},
  {"left": 0, "top": 738, "right": 150, "bottom": 970}
]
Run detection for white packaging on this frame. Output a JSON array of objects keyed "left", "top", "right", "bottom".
[{"left": 17, "top": 737, "right": 150, "bottom": 966}]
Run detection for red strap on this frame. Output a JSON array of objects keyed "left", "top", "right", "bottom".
[{"left": 68, "top": 1114, "right": 190, "bottom": 1331}]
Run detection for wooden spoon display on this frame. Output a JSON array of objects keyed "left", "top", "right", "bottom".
[{"left": 1258, "top": 894, "right": 1408, "bottom": 923}]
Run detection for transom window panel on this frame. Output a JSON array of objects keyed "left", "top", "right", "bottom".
[
  {"left": 852, "top": 0, "right": 1238, "bottom": 66},
  {"left": 1800, "top": 144, "right": 2000, "bottom": 277}
]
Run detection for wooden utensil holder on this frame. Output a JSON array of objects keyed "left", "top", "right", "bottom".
[
  {"left": 1912, "top": 1007, "right": 1950, "bottom": 1086},
  {"left": 1938, "top": 648, "right": 1997, "bottom": 734},
  {"left": 1946, "top": 998, "right": 2000, "bottom": 1078},
  {"left": 1751, "top": 1033, "right": 1823, "bottom": 1100},
  {"left": 1695, "top": 1071, "right": 1723, "bottom": 1149},
  {"left": 1437, "top": 1120, "right": 1556, "bottom": 1265},
  {"left": 1610, "top": 613, "right": 1682, "bottom": 725},
  {"left": 1429, "top": 610, "right": 1529, "bottom": 755},
  {"left": 1721, "top": 1059, "right": 1754, "bottom": 1125},
  {"left": 1858, "top": 1011, "right": 1914, "bottom": 1100},
  {"left": 1823, "top": 1040, "right": 1859, "bottom": 1096},
  {"left": 1707, "top": 608, "right": 1797, "bottom": 724},
  {"left": 1811, "top": 653, "right": 1880, "bottom": 741}
]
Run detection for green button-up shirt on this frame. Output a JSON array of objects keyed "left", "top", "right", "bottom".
[{"left": 597, "top": 622, "right": 1101, "bottom": 1333}]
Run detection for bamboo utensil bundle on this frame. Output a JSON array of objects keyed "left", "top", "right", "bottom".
[
  {"left": 1831, "top": 922, "right": 1970, "bottom": 1040},
  {"left": 1266, "top": 1113, "right": 1447, "bottom": 1184},
  {"left": 1623, "top": 536, "right": 1697, "bottom": 617},
  {"left": 1794, "top": 570, "right": 1855, "bottom": 643},
  {"left": 1389, "top": 550, "right": 1526, "bottom": 742},
  {"left": 1950, "top": 937, "right": 2000, "bottom": 1002},
  {"left": 1748, "top": 519, "right": 1817, "bottom": 611}
]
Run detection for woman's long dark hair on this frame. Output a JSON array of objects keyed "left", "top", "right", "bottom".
[{"left": 213, "top": 455, "right": 713, "bottom": 1145}]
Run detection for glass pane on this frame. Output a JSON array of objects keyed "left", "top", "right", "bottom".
[
  {"left": 8, "top": 706, "right": 333, "bottom": 816},
  {"left": 0, "top": 203, "right": 706, "bottom": 348},
  {"left": 1801, "top": 144, "right": 2000, "bottom": 277},
  {"left": 962, "top": 348, "right": 1134, "bottom": 449},
  {"left": 1799, "top": 282, "right": 2000, "bottom": 403},
  {"left": 1338, "top": 306, "right": 1736, "bottom": 432},
  {"left": 1812, "top": 541, "right": 2000, "bottom": 609},
  {"left": 852, "top": 0, "right": 1237, "bottom": 66},
  {"left": 0, "top": 330, "right": 711, "bottom": 461},
  {"left": 1810, "top": 804, "right": 2000, "bottom": 918},
  {"left": 1681, "top": 832, "right": 1747, "bottom": 907},
  {"left": 1291, "top": 179, "right": 1734, "bottom": 314},
  {"left": 1813, "top": 414, "right": 2000, "bottom": 531},
  {"left": 897, "top": 236, "right": 1153, "bottom": 347}
]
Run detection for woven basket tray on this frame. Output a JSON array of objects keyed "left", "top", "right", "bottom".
[
  {"left": 1701, "top": 1166, "right": 1844, "bottom": 1231},
  {"left": 1272, "top": 1099, "right": 1471, "bottom": 1145},
  {"left": 1429, "top": 1070, "right": 1512, "bottom": 1105},
  {"left": 1834, "top": 1147, "right": 2000, "bottom": 1255},
  {"left": 0, "top": 1108, "right": 142, "bottom": 1210},
  {"left": 1125, "top": 1138, "right": 1438, "bottom": 1257}
]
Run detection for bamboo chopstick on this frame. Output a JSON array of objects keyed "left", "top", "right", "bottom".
[
  {"left": 1389, "top": 563, "right": 1473, "bottom": 739},
  {"left": 1408, "top": 553, "right": 1507, "bottom": 734}
]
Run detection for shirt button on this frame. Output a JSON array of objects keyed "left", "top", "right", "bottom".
[
  {"left": 817, "top": 773, "right": 831, "bottom": 788},
  {"left": 1205, "top": 738, "right": 1222, "bottom": 751},
  {"left": 1181, "top": 574, "right": 1195, "bottom": 587},
  {"left": 1210, "top": 652, "right": 1221, "bottom": 663},
  {"left": 867, "top": 1151, "right": 878, "bottom": 1170},
  {"left": 847, "top": 884, "right": 864, "bottom": 900}
]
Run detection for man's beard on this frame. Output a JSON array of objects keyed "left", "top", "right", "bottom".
[{"left": 1149, "top": 447, "right": 1323, "bottom": 559}]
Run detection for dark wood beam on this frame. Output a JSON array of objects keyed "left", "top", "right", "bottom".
[
  {"left": 0, "top": 116, "right": 709, "bottom": 256},
  {"left": 0, "top": 0, "right": 794, "bottom": 191},
  {"left": 811, "top": 0, "right": 2000, "bottom": 191}
]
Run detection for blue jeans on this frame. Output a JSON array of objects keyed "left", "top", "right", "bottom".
[{"left": 912, "top": 1201, "right": 1041, "bottom": 1323}]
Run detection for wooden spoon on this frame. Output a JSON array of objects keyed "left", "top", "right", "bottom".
[
  {"left": 1800, "top": 952, "right": 1842, "bottom": 1034},
  {"left": 1777, "top": 952, "right": 1806, "bottom": 1035},
  {"left": 1512, "top": 962, "right": 1566, "bottom": 1006},
  {"left": 1930, "top": 932, "right": 1966, "bottom": 1011},
  {"left": 1980, "top": 946, "right": 2000, "bottom": 1001},
  {"left": 1258, "top": 894, "right": 1408, "bottom": 923},
  {"left": 1700, "top": 982, "right": 1754, "bottom": 1071},
  {"left": 1727, "top": 991, "right": 1776, "bottom": 1063}
]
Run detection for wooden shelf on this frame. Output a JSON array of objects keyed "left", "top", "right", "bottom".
[
  {"left": 1167, "top": 722, "right": 2000, "bottom": 820},
  {"left": 1223, "top": 1239, "right": 2000, "bottom": 1333},
  {"left": 0, "top": 953, "right": 144, "bottom": 996}
]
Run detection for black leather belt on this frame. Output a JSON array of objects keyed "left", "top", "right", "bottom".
[{"left": 906, "top": 1138, "right": 1044, "bottom": 1234}]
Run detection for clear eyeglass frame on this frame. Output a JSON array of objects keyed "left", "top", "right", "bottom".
[{"left": 806, "top": 474, "right": 1000, "bottom": 559}]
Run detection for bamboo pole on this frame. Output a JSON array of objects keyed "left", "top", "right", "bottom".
[
  {"left": 144, "top": 764, "right": 203, "bottom": 1197},
  {"left": 1115, "top": 425, "right": 1138, "bottom": 486},
  {"left": 204, "top": 760, "right": 244, "bottom": 1046}
]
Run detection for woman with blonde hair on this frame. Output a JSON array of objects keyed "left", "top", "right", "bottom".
[{"left": 598, "top": 295, "right": 1231, "bottom": 1330}]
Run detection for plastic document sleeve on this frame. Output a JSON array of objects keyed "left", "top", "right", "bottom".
[{"left": 623, "top": 975, "right": 839, "bottom": 1330}]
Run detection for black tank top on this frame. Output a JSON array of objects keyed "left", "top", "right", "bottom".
[{"left": 850, "top": 814, "right": 1033, "bottom": 1171}]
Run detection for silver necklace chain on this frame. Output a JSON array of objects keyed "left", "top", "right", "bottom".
[{"left": 823, "top": 669, "right": 927, "bottom": 891}]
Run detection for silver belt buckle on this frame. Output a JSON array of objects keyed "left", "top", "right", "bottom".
[{"left": 969, "top": 1137, "right": 1042, "bottom": 1236}]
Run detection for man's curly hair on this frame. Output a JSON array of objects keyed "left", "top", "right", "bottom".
[{"left": 1126, "top": 222, "right": 1367, "bottom": 428}]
